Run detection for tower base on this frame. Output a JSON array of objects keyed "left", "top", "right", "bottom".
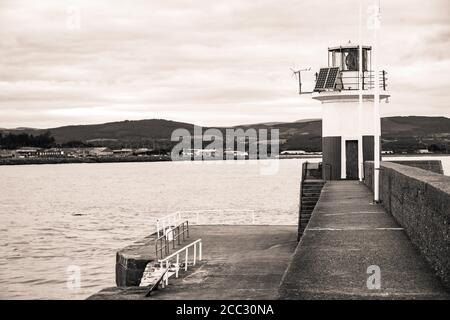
[{"left": 322, "top": 135, "right": 379, "bottom": 180}]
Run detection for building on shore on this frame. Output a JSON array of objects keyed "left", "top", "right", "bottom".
[
  {"left": 0, "top": 149, "right": 14, "bottom": 158},
  {"left": 88, "top": 147, "right": 113, "bottom": 157},
  {"left": 182, "top": 148, "right": 218, "bottom": 158},
  {"left": 280, "top": 150, "right": 306, "bottom": 155},
  {"left": 37, "top": 148, "right": 64, "bottom": 158},
  {"left": 134, "top": 148, "right": 154, "bottom": 156},
  {"left": 112, "top": 148, "right": 134, "bottom": 157},
  {"left": 15, "top": 147, "right": 41, "bottom": 158}
]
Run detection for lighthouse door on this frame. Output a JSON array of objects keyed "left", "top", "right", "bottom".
[{"left": 345, "top": 140, "right": 359, "bottom": 180}]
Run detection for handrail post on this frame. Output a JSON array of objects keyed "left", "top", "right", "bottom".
[
  {"left": 156, "top": 221, "right": 159, "bottom": 238},
  {"left": 187, "top": 221, "right": 189, "bottom": 238},
  {"left": 182, "top": 223, "right": 185, "bottom": 241},
  {"left": 172, "top": 228, "right": 176, "bottom": 249},
  {"left": 193, "top": 243, "right": 197, "bottom": 266},
  {"left": 156, "top": 239, "right": 202, "bottom": 288},
  {"left": 362, "top": 70, "right": 365, "bottom": 90},
  {"left": 165, "top": 260, "right": 169, "bottom": 286},
  {"left": 176, "top": 254, "right": 179, "bottom": 278}
]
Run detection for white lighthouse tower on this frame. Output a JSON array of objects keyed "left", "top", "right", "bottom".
[{"left": 311, "top": 44, "right": 389, "bottom": 180}]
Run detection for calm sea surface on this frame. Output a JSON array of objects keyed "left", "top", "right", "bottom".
[
  {"left": 0, "top": 157, "right": 448, "bottom": 299},
  {"left": 0, "top": 159, "right": 317, "bottom": 299}
]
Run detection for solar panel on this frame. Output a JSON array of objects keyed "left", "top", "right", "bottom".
[
  {"left": 325, "top": 67, "right": 339, "bottom": 89},
  {"left": 314, "top": 67, "right": 340, "bottom": 91},
  {"left": 314, "top": 68, "right": 329, "bottom": 91}
]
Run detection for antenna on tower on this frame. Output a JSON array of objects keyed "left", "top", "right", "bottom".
[{"left": 290, "top": 66, "right": 312, "bottom": 95}]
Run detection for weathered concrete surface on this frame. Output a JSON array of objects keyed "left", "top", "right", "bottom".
[
  {"left": 279, "top": 181, "right": 450, "bottom": 299},
  {"left": 89, "top": 225, "right": 297, "bottom": 300},
  {"left": 389, "top": 160, "right": 444, "bottom": 174},
  {"left": 115, "top": 231, "right": 167, "bottom": 286},
  {"left": 364, "top": 161, "right": 450, "bottom": 289}
]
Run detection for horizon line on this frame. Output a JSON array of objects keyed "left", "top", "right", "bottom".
[{"left": 1, "top": 115, "right": 449, "bottom": 131}]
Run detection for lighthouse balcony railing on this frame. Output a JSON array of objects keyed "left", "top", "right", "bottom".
[{"left": 337, "top": 70, "right": 387, "bottom": 91}]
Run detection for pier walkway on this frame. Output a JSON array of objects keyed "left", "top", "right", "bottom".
[{"left": 279, "top": 180, "right": 450, "bottom": 299}]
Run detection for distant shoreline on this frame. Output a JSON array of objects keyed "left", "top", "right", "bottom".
[
  {"left": 0, "top": 154, "right": 321, "bottom": 166},
  {"left": 1, "top": 153, "right": 449, "bottom": 166},
  {"left": 382, "top": 154, "right": 450, "bottom": 158},
  {"left": 0, "top": 155, "right": 171, "bottom": 166}
]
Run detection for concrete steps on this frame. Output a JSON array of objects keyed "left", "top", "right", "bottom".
[{"left": 298, "top": 180, "right": 325, "bottom": 238}]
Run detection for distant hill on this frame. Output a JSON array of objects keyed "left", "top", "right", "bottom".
[
  {"left": 381, "top": 116, "right": 450, "bottom": 136},
  {"left": 1, "top": 116, "right": 449, "bottom": 152},
  {"left": 234, "top": 119, "right": 322, "bottom": 151},
  {"left": 1, "top": 119, "right": 198, "bottom": 145},
  {"left": 48, "top": 119, "right": 199, "bottom": 142}
]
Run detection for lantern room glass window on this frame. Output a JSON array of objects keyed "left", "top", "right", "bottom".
[{"left": 328, "top": 47, "right": 369, "bottom": 71}]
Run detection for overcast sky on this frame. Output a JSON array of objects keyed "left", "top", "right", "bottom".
[{"left": 0, "top": 0, "right": 448, "bottom": 128}]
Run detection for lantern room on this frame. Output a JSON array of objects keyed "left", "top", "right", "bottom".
[
  {"left": 328, "top": 45, "right": 370, "bottom": 72},
  {"left": 312, "top": 44, "right": 388, "bottom": 93}
]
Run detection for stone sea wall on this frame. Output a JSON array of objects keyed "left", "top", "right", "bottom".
[{"left": 364, "top": 160, "right": 450, "bottom": 289}]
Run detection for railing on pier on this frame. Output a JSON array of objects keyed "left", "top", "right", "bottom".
[
  {"left": 157, "top": 239, "right": 203, "bottom": 288},
  {"left": 155, "top": 212, "right": 190, "bottom": 259},
  {"left": 297, "top": 161, "right": 324, "bottom": 241},
  {"left": 302, "top": 162, "right": 323, "bottom": 180},
  {"left": 155, "top": 234, "right": 170, "bottom": 260},
  {"left": 301, "top": 161, "right": 308, "bottom": 184},
  {"left": 145, "top": 266, "right": 170, "bottom": 297},
  {"left": 156, "top": 212, "right": 182, "bottom": 238},
  {"left": 297, "top": 162, "right": 308, "bottom": 241}
]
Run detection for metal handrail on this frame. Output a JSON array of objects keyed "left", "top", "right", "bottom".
[
  {"left": 155, "top": 220, "right": 190, "bottom": 259},
  {"left": 144, "top": 266, "right": 170, "bottom": 297},
  {"left": 315, "top": 69, "right": 387, "bottom": 91},
  {"left": 344, "top": 69, "right": 387, "bottom": 91},
  {"left": 158, "top": 239, "right": 203, "bottom": 287},
  {"left": 156, "top": 212, "right": 182, "bottom": 238},
  {"left": 155, "top": 234, "right": 170, "bottom": 260},
  {"left": 297, "top": 162, "right": 308, "bottom": 241},
  {"left": 301, "top": 161, "right": 308, "bottom": 183},
  {"left": 172, "top": 221, "right": 190, "bottom": 247}
]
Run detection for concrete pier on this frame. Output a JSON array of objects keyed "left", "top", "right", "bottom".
[
  {"left": 278, "top": 181, "right": 450, "bottom": 299},
  {"left": 89, "top": 225, "right": 297, "bottom": 300},
  {"left": 89, "top": 162, "right": 449, "bottom": 300}
]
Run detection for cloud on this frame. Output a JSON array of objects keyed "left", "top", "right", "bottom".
[{"left": 0, "top": 0, "right": 448, "bottom": 128}]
